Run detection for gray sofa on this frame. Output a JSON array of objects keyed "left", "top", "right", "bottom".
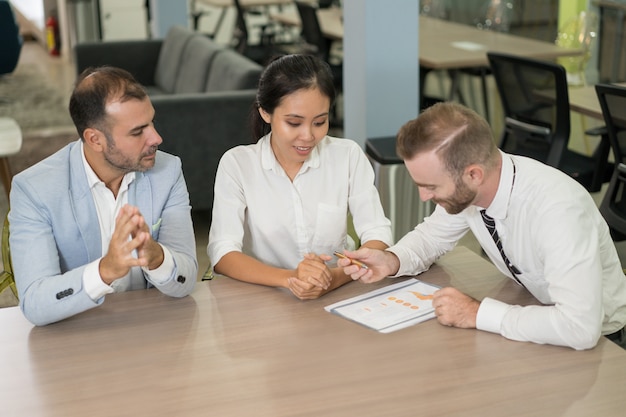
[{"left": 74, "top": 25, "right": 263, "bottom": 212}]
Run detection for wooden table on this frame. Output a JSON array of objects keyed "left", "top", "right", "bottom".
[
  {"left": 418, "top": 16, "right": 583, "bottom": 70},
  {"left": 568, "top": 84, "right": 604, "bottom": 119},
  {"left": 2, "top": 247, "right": 625, "bottom": 416}
]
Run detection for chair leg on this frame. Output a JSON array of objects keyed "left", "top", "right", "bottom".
[{"left": 0, "top": 157, "right": 13, "bottom": 199}]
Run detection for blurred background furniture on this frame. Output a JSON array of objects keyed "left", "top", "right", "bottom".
[
  {"left": 294, "top": 1, "right": 343, "bottom": 126},
  {"left": 600, "top": 162, "right": 626, "bottom": 241},
  {"left": 449, "top": 0, "right": 515, "bottom": 123},
  {"left": 74, "top": 25, "right": 263, "bottom": 212},
  {"left": 487, "top": 52, "right": 611, "bottom": 193},
  {"left": 596, "top": 83, "right": 626, "bottom": 240},
  {"left": 231, "top": 0, "right": 280, "bottom": 65},
  {"left": 365, "top": 136, "right": 433, "bottom": 242},
  {"left": 0, "top": 1, "right": 22, "bottom": 76},
  {"left": 0, "top": 213, "right": 17, "bottom": 308},
  {"left": 0, "top": 117, "right": 22, "bottom": 198},
  {"left": 595, "top": 0, "right": 626, "bottom": 83},
  {"left": 0, "top": 117, "right": 20, "bottom": 307}
]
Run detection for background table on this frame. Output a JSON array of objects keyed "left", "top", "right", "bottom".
[
  {"left": 269, "top": 11, "right": 582, "bottom": 70},
  {"left": 2, "top": 247, "right": 625, "bottom": 416}
]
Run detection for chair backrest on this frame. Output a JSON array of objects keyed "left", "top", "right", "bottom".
[
  {"left": 487, "top": 52, "right": 571, "bottom": 168},
  {"left": 595, "top": 83, "right": 626, "bottom": 166},
  {"left": 600, "top": 163, "right": 626, "bottom": 241},
  {"left": 0, "top": 0, "right": 23, "bottom": 75},
  {"left": 154, "top": 25, "right": 196, "bottom": 93},
  {"left": 295, "top": 1, "right": 331, "bottom": 62},
  {"left": 173, "top": 35, "right": 223, "bottom": 94},
  {"left": 204, "top": 48, "right": 263, "bottom": 92}
]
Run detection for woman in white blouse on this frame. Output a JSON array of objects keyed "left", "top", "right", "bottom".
[{"left": 208, "top": 54, "right": 392, "bottom": 299}]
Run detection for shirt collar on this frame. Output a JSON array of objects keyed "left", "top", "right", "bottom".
[
  {"left": 80, "top": 140, "right": 135, "bottom": 190},
  {"left": 260, "top": 133, "right": 322, "bottom": 173},
  {"left": 483, "top": 150, "right": 514, "bottom": 220}
]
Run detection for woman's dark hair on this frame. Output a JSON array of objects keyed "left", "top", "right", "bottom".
[
  {"left": 69, "top": 66, "right": 147, "bottom": 139},
  {"left": 251, "top": 54, "right": 336, "bottom": 139}
]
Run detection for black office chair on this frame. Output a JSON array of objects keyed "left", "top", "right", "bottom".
[
  {"left": 487, "top": 52, "right": 611, "bottom": 192},
  {"left": 295, "top": 1, "right": 334, "bottom": 63},
  {"left": 0, "top": 0, "right": 23, "bottom": 76},
  {"left": 595, "top": 84, "right": 626, "bottom": 240},
  {"left": 599, "top": 163, "right": 626, "bottom": 241},
  {"left": 295, "top": 1, "right": 343, "bottom": 125},
  {"left": 596, "top": 84, "right": 626, "bottom": 167},
  {"left": 231, "top": 0, "right": 279, "bottom": 65}
]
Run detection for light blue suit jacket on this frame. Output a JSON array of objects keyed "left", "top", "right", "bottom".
[{"left": 9, "top": 140, "right": 197, "bottom": 325}]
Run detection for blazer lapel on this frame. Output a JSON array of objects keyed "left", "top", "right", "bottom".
[
  {"left": 66, "top": 141, "right": 103, "bottom": 261},
  {"left": 129, "top": 172, "right": 155, "bottom": 237}
]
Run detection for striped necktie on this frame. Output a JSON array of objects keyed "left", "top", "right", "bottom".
[{"left": 480, "top": 209, "right": 524, "bottom": 287}]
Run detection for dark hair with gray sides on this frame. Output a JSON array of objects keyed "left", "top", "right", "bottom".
[
  {"left": 251, "top": 54, "right": 336, "bottom": 139},
  {"left": 396, "top": 102, "right": 499, "bottom": 179},
  {"left": 69, "top": 66, "right": 147, "bottom": 140}
]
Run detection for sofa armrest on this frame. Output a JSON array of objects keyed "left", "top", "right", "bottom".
[
  {"left": 152, "top": 90, "right": 258, "bottom": 212},
  {"left": 74, "top": 40, "right": 163, "bottom": 86}
]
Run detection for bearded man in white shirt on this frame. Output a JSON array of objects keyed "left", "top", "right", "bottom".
[{"left": 339, "top": 102, "right": 626, "bottom": 351}]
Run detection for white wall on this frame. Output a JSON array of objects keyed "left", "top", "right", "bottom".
[{"left": 9, "top": 0, "right": 45, "bottom": 29}]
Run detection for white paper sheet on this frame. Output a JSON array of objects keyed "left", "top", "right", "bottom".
[{"left": 325, "top": 279, "right": 439, "bottom": 333}]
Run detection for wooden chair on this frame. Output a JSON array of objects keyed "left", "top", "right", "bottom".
[{"left": 0, "top": 213, "right": 17, "bottom": 308}]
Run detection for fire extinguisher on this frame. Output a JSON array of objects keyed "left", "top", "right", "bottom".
[{"left": 46, "top": 14, "right": 60, "bottom": 56}]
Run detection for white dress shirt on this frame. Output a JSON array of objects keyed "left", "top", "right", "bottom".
[
  {"left": 208, "top": 134, "right": 393, "bottom": 270},
  {"left": 388, "top": 151, "right": 626, "bottom": 350},
  {"left": 80, "top": 142, "right": 175, "bottom": 300}
]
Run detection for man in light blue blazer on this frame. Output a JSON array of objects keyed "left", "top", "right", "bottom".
[{"left": 9, "top": 66, "right": 197, "bottom": 326}]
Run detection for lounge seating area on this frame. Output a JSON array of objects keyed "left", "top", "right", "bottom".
[{"left": 74, "top": 25, "right": 263, "bottom": 212}]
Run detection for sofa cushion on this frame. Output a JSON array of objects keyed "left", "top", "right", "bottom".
[
  {"left": 154, "top": 25, "right": 195, "bottom": 93},
  {"left": 205, "top": 49, "right": 263, "bottom": 92},
  {"left": 174, "top": 35, "right": 224, "bottom": 94}
]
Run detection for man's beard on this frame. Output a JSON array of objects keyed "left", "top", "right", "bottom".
[
  {"left": 434, "top": 178, "right": 476, "bottom": 215},
  {"left": 104, "top": 133, "right": 157, "bottom": 173}
]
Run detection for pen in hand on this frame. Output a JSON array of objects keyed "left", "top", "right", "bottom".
[{"left": 334, "top": 251, "right": 369, "bottom": 270}]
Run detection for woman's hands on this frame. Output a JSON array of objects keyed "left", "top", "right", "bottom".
[{"left": 288, "top": 253, "right": 334, "bottom": 299}]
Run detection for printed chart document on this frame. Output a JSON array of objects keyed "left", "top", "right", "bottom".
[{"left": 325, "top": 279, "right": 439, "bottom": 333}]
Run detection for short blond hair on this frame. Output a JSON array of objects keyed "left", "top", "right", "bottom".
[{"left": 396, "top": 102, "right": 499, "bottom": 179}]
